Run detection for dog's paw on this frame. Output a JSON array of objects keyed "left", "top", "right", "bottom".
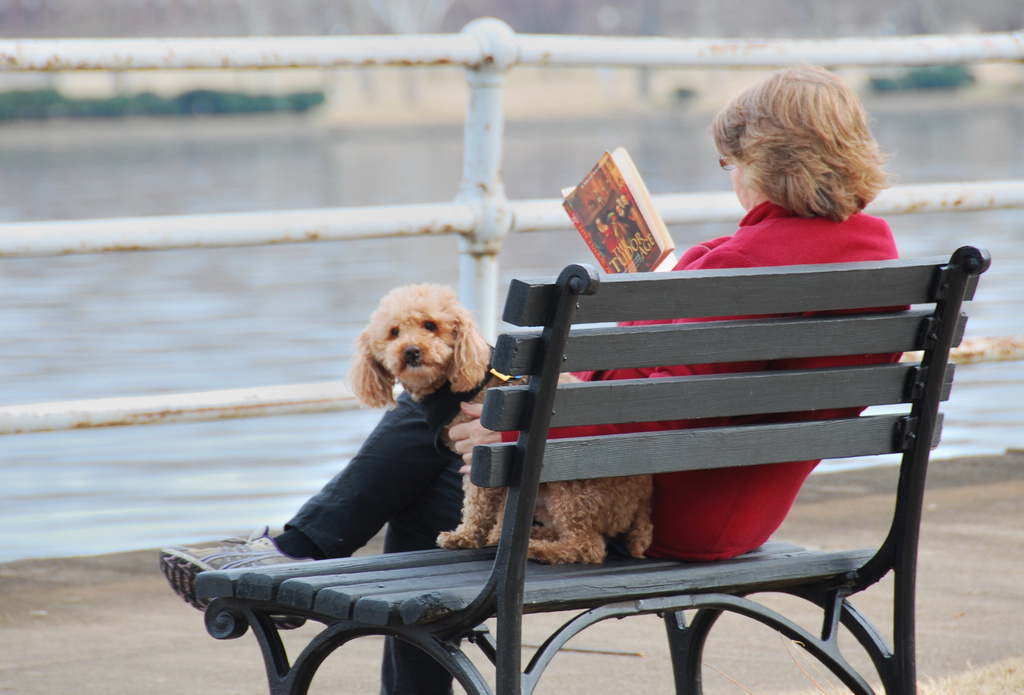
[
  {"left": 437, "top": 529, "right": 486, "bottom": 550},
  {"left": 484, "top": 524, "right": 505, "bottom": 547},
  {"left": 527, "top": 536, "right": 607, "bottom": 564},
  {"left": 623, "top": 524, "right": 654, "bottom": 558}
]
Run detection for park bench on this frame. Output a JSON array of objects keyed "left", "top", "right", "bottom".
[{"left": 196, "top": 245, "right": 989, "bottom": 695}]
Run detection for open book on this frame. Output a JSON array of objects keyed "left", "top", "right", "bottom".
[{"left": 562, "top": 147, "right": 676, "bottom": 273}]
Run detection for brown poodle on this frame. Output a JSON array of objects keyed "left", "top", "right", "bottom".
[{"left": 348, "top": 283, "right": 653, "bottom": 564}]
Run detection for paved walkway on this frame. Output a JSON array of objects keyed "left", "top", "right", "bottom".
[{"left": 2, "top": 451, "right": 1022, "bottom": 694}]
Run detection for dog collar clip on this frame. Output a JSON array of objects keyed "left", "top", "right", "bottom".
[{"left": 488, "top": 367, "right": 517, "bottom": 383}]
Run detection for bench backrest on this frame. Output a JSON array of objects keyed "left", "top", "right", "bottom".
[{"left": 458, "top": 246, "right": 988, "bottom": 667}]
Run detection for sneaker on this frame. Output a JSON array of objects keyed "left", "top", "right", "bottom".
[{"left": 160, "top": 526, "right": 311, "bottom": 628}]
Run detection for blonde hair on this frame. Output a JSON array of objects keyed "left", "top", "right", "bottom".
[{"left": 711, "top": 65, "right": 888, "bottom": 222}]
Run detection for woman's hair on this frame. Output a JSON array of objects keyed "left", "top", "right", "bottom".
[{"left": 711, "top": 65, "right": 888, "bottom": 222}]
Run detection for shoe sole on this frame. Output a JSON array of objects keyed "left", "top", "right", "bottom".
[{"left": 159, "top": 552, "right": 306, "bottom": 630}]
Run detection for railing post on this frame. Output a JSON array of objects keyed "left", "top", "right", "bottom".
[{"left": 456, "top": 18, "right": 518, "bottom": 342}]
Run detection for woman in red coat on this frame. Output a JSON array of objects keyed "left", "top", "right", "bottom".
[{"left": 452, "top": 64, "right": 899, "bottom": 562}]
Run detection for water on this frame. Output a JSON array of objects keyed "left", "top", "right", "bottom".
[{"left": 1, "top": 94, "right": 1022, "bottom": 562}]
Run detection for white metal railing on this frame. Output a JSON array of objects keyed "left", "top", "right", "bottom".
[
  {"left": 1, "top": 18, "right": 1023, "bottom": 435},
  {"left": 3, "top": 26, "right": 1022, "bottom": 71},
  {"left": 0, "top": 382, "right": 357, "bottom": 435},
  {"left": 3, "top": 182, "right": 1024, "bottom": 258},
  {"left": 3, "top": 181, "right": 1024, "bottom": 259}
]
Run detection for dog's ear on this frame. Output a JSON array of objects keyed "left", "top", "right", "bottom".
[
  {"left": 449, "top": 305, "right": 492, "bottom": 393},
  {"left": 348, "top": 330, "right": 397, "bottom": 408}
]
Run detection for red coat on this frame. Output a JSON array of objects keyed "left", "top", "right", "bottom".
[{"left": 558, "top": 201, "right": 900, "bottom": 560}]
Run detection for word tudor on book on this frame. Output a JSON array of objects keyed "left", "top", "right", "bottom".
[{"left": 563, "top": 147, "right": 676, "bottom": 273}]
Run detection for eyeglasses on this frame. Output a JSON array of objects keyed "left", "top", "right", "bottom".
[{"left": 718, "top": 157, "right": 737, "bottom": 171}]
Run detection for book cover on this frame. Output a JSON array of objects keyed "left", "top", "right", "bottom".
[{"left": 562, "top": 148, "right": 676, "bottom": 273}]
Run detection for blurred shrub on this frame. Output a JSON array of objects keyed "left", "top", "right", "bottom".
[
  {"left": 0, "top": 89, "right": 325, "bottom": 120},
  {"left": 868, "top": 65, "right": 976, "bottom": 92}
]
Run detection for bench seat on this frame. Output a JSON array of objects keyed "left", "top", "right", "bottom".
[{"left": 200, "top": 542, "right": 872, "bottom": 626}]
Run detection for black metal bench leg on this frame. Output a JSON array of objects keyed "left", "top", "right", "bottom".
[
  {"left": 405, "top": 633, "right": 494, "bottom": 695},
  {"left": 791, "top": 584, "right": 906, "bottom": 694},
  {"left": 663, "top": 608, "right": 721, "bottom": 695},
  {"left": 205, "top": 599, "right": 306, "bottom": 694},
  {"left": 835, "top": 597, "right": 904, "bottom": 694},
  {"left": 664, "top": 595, "right": 884, "bottom": 695},
  {"left": 205, "top": 600, "right": 493, "bottom": 695},
  {"left": 282, "top": 627, "right": 492, "bottom": 695}
]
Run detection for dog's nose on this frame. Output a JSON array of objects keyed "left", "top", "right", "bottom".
[{"left": 403, "top": 345, "right": 422, "bottom": 366}]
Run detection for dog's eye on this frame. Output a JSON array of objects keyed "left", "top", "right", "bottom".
[
  {"left": 389, "top": 327, "right": 400, "bottom": 338},
  {"left": 424, "top": 321, "right": 437, "bottom": 332}
]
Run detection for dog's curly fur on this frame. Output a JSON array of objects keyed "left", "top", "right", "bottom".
[{"left": 348, "top": 283, "right": 653, "bottom": 564}]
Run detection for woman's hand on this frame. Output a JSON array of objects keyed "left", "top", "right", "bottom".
[{"left": 448, "top": 401, "right": 501, "bottom": 473}]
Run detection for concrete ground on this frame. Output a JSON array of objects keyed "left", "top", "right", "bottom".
[{"left": 2, "top": 451, "right": 1022, "bottom": 694}]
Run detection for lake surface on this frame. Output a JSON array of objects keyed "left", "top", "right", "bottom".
[{"left": 1, "top": 93, "right": 1022, "bottom": 562}]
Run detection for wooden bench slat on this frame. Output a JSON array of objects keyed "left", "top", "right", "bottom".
[
  {"left": 481, "top": 364, "right": 954, "bottom": 432},
  {"left": 275, "top": 558, "right": 497, "bottom": 611},
  {"left": 197, "top": 547, "right": 494, "bottom": 602},
  {"left": 357, "top": 583, "right": 481, "bottom": 625},
  {"left": 317, "top": 566, "right": 496, "bottom": 621},
  {"left": 472, "top": 414, "right": 942, "bottom": 487},
  {"left": 393, "top": 561, "right": 686, "bottom": 626},
  {"left": 503, "top": 259, "right": 951, "bottom": 327},
  {"left": 518, "top": 548, "right": 871, "bottom": 613},
  {"left": 492, "top": 310, "right": 965, "bottom": 375}
]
